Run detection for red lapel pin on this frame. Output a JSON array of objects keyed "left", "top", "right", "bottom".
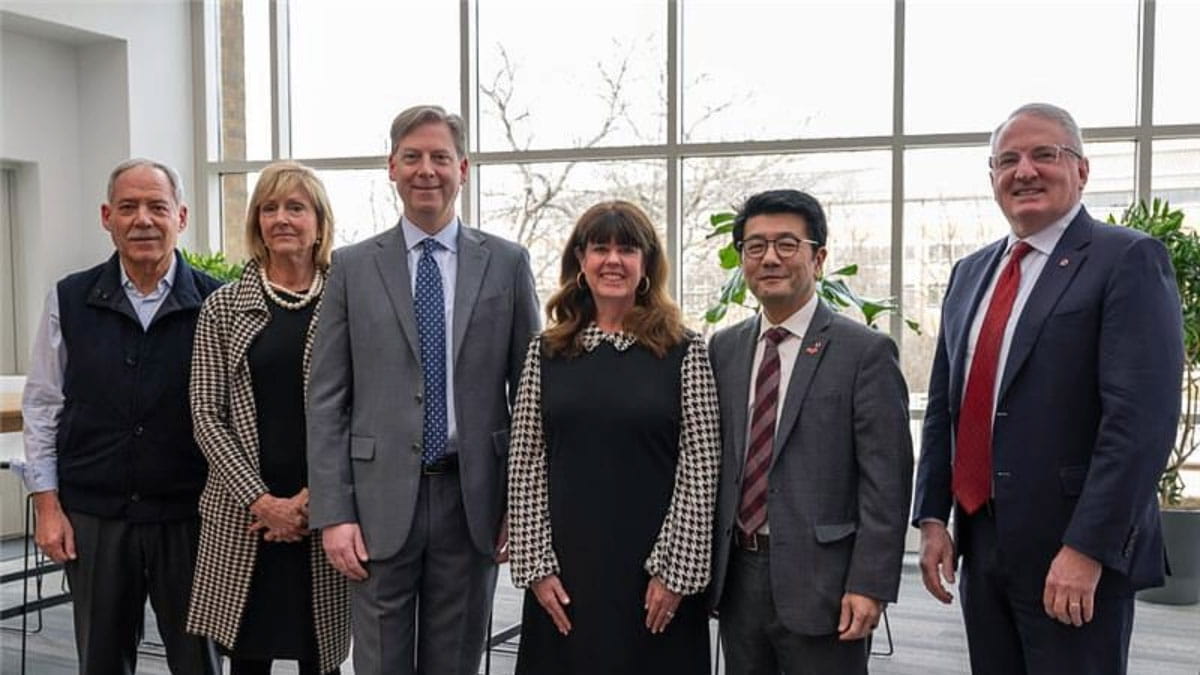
[
  {"left": 1058, "top": 257, "right": 1070, "bottom": 267},
  {"left": 805, "top": 341, "right": 823, "bottom": 355}
]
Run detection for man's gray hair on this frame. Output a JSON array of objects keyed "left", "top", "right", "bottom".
[
  {"left": 990, "top": 102, "right": 1085, "bottom": 155},
  {"left": 106, "top": 158, "right": 185, "bottom": 205}
]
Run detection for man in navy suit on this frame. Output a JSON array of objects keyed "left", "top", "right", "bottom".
[{"left": 912, "top": 103, "right": 1184, "bottom": 674}]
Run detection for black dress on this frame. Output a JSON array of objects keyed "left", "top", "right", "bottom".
[
  {"left": 234, "top": 291, "right": 318, "bottom": 660},
  {"left": 515, "top": 336, "right": 711, "bottom": 675}
]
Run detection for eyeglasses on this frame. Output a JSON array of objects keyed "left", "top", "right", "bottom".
[
  {"left": 988, "top": 144, "right": 1083, "bottom": 172},
  {"left": 736, "top": 235, "right": 819, "bottom": 260}
]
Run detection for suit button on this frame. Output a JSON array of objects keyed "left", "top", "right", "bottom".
[
  {"left": 412, "top": 443, "right": 422, "bottom": 454},
  {"left": 130, "top": 493, "right": 140, "bottom": 502},
  {"left": 134, "top": 425, "right": 144, "bottom": 436},
  {"left": 125, "top": 356, "right": 137, "bottom": 367},
  {"left": 415, "top": 393, "right": 423, "bottom": 404}
]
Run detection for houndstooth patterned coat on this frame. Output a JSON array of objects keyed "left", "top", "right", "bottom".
[{"left": 185, "top": 261, "right": 349, "bottom": 673}]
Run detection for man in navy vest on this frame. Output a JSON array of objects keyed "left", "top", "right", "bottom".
[{"left": 22, "top": 159, "right": 222, "bottom": 674}]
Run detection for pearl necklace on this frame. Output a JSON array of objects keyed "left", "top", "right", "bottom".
[{"left": 260, "top": 266, "right": 324, "bottom": 310}]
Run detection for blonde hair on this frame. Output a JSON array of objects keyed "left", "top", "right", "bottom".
[
  {"left": 543, "top": 200, "right": 684, "bottom": 358},
  {"left": 244, "top": 161, "right": 335, "bottom": 269}
]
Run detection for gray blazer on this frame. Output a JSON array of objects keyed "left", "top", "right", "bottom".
[
  {"left": 708, "top": 301, "right": 913, "bottom": 635},
  {"left": 306, "top": 224, "right": 540, "bottom": 559}
]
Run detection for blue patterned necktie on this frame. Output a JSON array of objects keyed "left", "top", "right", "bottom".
[{"left": 414, "top": 238, "right": 447, "bottom": 465}]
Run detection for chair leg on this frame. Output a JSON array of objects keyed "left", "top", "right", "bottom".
[
  {"left": 484, "top": 612, "right": 493, "bottom": 675},
  {"left": 869, "top": 606, "right": 894, "bottom": 657},
  {"left": 713, "top": 623, "right": 722, "bottom": 675}
]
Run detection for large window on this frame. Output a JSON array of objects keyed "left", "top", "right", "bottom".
[
  {"left": 200, "top": 0, "right": 1200, "bottom": 395},
  {"left": 681, "top": 1, "right": 893, "bottom": 141},
  {"left": 905, "top": 0, "right": 1139, "bottom": 133}
]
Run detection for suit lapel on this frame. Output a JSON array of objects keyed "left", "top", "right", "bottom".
[
  {"left": 452, "top": 227, "right": 490, "bottom": 367},
  {"left": 948, "top": 238, "right": 1008, "bottom": 411},
  {"left": 772, "top": 302, "right": 834, "bottom": 467},
  {"left": 373, "top": 226, "right": 421, "bottom": 362},
  {"left": 727, "top": 316, "right": 760, "bottom": 468},
  {"left": 997, "top": 209, "right": 1092, "bottom": 403}
]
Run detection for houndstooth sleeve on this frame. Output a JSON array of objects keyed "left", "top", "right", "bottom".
[
  {"left": 190, "top": 290, "right": 270, "bottom": 508},
  {"left": 507, "top": 335, "right": 560, "bottom": 588},
  {"left": 643, "top": 333, "right": 721, "bottom": 596}
]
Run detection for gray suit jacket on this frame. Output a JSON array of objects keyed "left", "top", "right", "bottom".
[
  {"left": 307, "top": 224, "right": 540, "bottom": 559},
  {"left": 709, "top": 301, "right": 913, "bottom": 635}
]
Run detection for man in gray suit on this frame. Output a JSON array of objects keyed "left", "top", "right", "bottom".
[
  {"left": 708, "top": 189, "right": 913, "bottom": 674},
  {"left": 307, "top": 105, "right": 540, "bottom": 675}
]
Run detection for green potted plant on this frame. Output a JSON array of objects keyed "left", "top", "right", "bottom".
[
  {"left": 1110, "top": 199, "right": 1200, "bottom": 605},
  {"left": 181, "top": 248, "right": 245, "bottom": 283},
  {"left": 703, "top": 210, "right": 919, "bottom": 332}
]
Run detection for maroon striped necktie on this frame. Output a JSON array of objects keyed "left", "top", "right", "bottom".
[
  {"left": 737, "top": 326, "right": 791, "bottom": 537},
  {"left": 953, "top": 240, "right": 1034, "bottom": 514}
]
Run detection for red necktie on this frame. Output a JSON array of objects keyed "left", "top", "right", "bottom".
[
  {"left": 953, "top": 241, "right": 1033, "bottom": 514},
  {"left": 738, "top": 326, "right": 790, "bottom": 536}
]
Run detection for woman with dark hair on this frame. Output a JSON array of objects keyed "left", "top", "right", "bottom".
[
  {"left": 186, "top": 161, "right": 348, "bottom": 674},
  {"left": 508, "top": 200, "right": 720, "bottom": 673}
]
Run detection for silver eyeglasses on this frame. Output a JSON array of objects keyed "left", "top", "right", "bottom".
[
  {"left": 737, "top": 235, "right": 820, "bottom": 260},
  {"left": 989, "top": 144, "right": 1083, "bottom": 172}
]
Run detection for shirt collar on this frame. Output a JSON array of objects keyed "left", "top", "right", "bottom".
[
  {"left": 580, "top": 322, "right": 637, "bottom": 353},
  {"left": 401, "top": 215, "right": 460, "bottom": 254},
  {"left": 758, "top": 291, "right": 819, "bottom": 343},
  {"left": 120, "top": 253, "right": 177, "bottom": 295},
  {"left": 1006, "top": 201, "right": 1080, "bottom": 257}
]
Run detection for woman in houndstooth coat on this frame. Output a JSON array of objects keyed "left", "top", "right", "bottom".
[{"left": 186, "top": 162, "right": 348, "bottom": 674}]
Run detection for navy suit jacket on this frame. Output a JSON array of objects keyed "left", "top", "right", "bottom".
[{"left": 912, "top": 206, "right": 1183, "bottom": 592}]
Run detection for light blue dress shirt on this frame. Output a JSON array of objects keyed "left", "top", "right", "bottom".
[{"left": 400, "top": 216, "right": 460, "bottom": 451}]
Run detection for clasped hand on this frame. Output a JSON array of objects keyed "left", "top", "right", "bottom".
[{"left": 249, "top": 488, "right": 309, "bottom": 542}]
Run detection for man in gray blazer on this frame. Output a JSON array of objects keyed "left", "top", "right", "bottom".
[
  {"left": 307, "top": 105, "right": 540, "bottom": 675},
  {"left": 708, "top": 189, "right": 913, "bottom": 674}
]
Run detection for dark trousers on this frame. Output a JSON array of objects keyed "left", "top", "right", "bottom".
[
  {"left": 719, "top": 547, "right": 869, "bottom": 675},
  {"left": 64, "top": 511, "right": 220, "bottom": 675},
  {"left": 350, "top": 471, "right": 497, "bottom": 675},
  {"left": 959, "top": 508, "right": 1134, "bottom": 675}
]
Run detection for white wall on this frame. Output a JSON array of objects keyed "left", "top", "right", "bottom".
[{"left": 0, "top": 1, "right": 195, "bottom": 369}]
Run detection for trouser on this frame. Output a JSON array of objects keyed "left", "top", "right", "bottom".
[
  {"left": 719, "top": 546, "right": 869, "bottom": 675},
  {"left": 350, "top": 471, "right": 497, "bottom": 675},
  {"left": 64, "top": 511, "right": 220, "bottom": 675},
  {"left": 959, "top": 507, "right": 1134, "bottom": 675}
]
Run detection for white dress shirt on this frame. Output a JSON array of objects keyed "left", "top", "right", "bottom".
[
  {"left": 962, "top": 201, "right": 1079, "bottom": 414},
  {"left": 746, "top": 291, "right": 820, "bottom": 534},
  {"left": 400, "top": 216, "right": 460, "bottom": 449},
  {"left": 21, "top": 256, "right": 179, "bottom": 493}
]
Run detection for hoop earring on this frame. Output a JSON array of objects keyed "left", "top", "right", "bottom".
[
  {"left": 576, "top": 271, "right": 587, "bottom": 289},
  {"left": 637, "top": 276, "right": 651, "bottom": 296}
]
